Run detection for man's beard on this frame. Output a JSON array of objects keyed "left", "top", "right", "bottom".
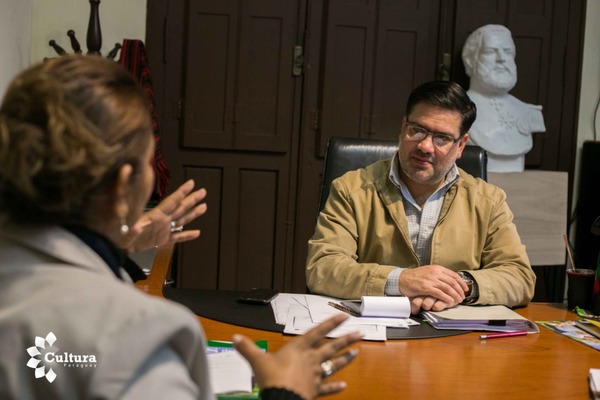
[{"left": 474, "top": 61, "right": 517, "bottom": 93}]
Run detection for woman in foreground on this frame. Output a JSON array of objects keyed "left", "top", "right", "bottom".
[{"left": 0, "top": 55, "right": 360, "bottom": 399}]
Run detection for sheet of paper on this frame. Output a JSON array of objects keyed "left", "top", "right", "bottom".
[
  {"left": 283, "top": 304, "right": 387, "bottom": 341},
  {"left": 426, "top": 305, "right": 527, "bottom": 321},
  {"left": 207, "top": 350, "right": 253, "bottom": 394},
  {"left": 271, "top": 293, "right": 308, "bottom": 324},
  {"left": 304, "top": 295, "right": 417, "bottom": 328}
]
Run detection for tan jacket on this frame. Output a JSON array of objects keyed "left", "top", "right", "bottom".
[
  {"left": 306, "top": 159, "right": 536, "bottom": 307},
  {"left": 0, "top": 225, "right": 214, "bottom": 400}
]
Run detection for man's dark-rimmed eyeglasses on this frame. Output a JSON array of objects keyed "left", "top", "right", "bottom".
[{"left": 403, "top": 120, "right": 462, "bottom": 149}]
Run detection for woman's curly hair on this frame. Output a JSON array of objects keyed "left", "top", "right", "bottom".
[{"left": 0, "top": 55, "right": 152, "bottom": 225}]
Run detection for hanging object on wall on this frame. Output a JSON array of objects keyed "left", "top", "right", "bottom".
[{"left": 47, "top": 0, "right": 121, "bottom": 60}]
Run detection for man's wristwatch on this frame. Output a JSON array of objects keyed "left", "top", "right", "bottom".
[{"left": 457, "top": 271, "right": 478, "bottom": 304}]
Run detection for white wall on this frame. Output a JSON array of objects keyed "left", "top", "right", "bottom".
[
  {"left": 31, "top": 0, "right": 146, "bottom": 63},
  {"left": 0, "top": 0, "right": 33, "bottom": 97}
]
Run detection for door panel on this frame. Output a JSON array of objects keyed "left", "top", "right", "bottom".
[
  {"left": 183, "top": 0, "right": 296, "bottom": 152},
  {"left": 317, "top": 0, "right": 376, "bottom": 155},
  {"left": 371, "top": 0, "right": 442, "bottom": 140},
  {"left": 235, "top": 0, "right": 295, "bottom": 152},
  {"left": 183, "top": 0, "right": 237, "bottom": 149},
  {"left": 179, "top": 152, "right": 290, "bottom": 290}
]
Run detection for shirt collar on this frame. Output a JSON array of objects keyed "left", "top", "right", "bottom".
[{"left": 389, "top": 152, "right": 460, "bottom": 197}]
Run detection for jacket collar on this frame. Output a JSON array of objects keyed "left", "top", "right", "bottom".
[{"left": 0, "top": 223, "right": 117, "bottom": 279}]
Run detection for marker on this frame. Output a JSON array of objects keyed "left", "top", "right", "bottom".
[{"left": 479, "top": 331, "right": 529, "bottom": 340}]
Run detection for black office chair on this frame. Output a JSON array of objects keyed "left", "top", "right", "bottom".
[{"left": 318, "top": 136, "right": 487, "bottom": 212}]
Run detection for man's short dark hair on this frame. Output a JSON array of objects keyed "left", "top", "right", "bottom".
[{"left": 406, "top": 80, "right": 477, "bottom": 135}]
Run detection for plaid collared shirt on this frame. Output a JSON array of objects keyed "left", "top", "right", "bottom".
[{"left": 384, "top": 153, "right": 459, "bottom": 295}]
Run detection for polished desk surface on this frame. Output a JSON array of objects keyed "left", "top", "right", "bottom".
[{"left": 137, "top": 246, "right": 599, "bottom": 400}]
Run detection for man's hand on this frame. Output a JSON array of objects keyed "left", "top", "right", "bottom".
[
  {"left": 409, "top": 296, "right": 452, "bottom": 314},
  {"left": 398, "top": 265, "right": 468, "bottom": 307}
]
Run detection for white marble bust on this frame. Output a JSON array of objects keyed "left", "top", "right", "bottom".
[{"left": 462, "top": 24, "right": 545, "bottom": 172}]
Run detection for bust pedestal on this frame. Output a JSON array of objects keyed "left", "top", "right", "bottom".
[{"left": 488, "top": 171, "right": 568, "bottom": 266}]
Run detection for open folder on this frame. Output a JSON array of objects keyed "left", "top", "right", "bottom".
[{"left": 421, "top": 305, "right": 539, "bottom": 333}]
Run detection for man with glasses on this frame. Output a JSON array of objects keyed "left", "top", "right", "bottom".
[{"left": 306, "top": 80, "right": 535, "bottom": 314}]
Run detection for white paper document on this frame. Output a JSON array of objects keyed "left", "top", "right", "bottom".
[
  {"left": 590, "top": 368, "right": 600, "bottom": 399},
  {"left": 283, "top": 303, "right": 387, "bottom": 341},
  {"left": 206, "top": 350, "right": 253, "bottom": 394},
  {"left": 271, "top": 293, "right": 419, "bottom": 341}
]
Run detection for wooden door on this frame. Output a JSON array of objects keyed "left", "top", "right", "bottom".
[{"left": 147, "top": 0, "right": 304, "bottom": 290}]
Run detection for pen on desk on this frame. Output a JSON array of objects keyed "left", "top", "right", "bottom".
[
  {"left": 328, "top": 301, "right": 360, "bottom": 317},
  {"left": 479, "top": 331, "right": 529, "bottom": 340}
]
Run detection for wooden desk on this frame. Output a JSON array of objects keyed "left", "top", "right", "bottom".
[{"left": 137, "top": 247, "right": 599, "bottom": 400}]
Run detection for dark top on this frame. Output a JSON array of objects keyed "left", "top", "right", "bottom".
[{"left": 63, "top": 225, "right": 146, "bottom": 282}]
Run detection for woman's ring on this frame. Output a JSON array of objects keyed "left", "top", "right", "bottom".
[
  {"left": 320, "top": 360, "right": 334, "bottom": 378},
  {"left": 170, "top": 221, "right": 183, "bottom": 233}
]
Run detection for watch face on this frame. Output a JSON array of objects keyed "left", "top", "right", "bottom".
[{"left": 458, "top": 272, "right": 474, "bottom": 297}]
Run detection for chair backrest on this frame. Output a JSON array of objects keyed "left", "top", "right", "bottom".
[{"left": 318, "top": 136, "right": 487, "bottom": 212}]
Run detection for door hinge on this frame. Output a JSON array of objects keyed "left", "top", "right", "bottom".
[
  {"left": 175, "top": 98, "right": 183, "bottom": 120},
  {"left": 292, "top": 45, "right": 304, "bottom": 77},
  {"left": 310, "top": 109, "right": 320, "bottom": 130}
]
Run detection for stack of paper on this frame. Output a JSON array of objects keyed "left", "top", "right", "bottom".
[
  {"left": 270, "top": 293, "right": 419, "bottom": 341},
  {"left": 422, "top": 305, "right": 539, "bottom": 333}
]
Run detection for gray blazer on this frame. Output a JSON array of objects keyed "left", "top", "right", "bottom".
[{"left": 0, "top": 224, "right": 214, "bottom": 400}]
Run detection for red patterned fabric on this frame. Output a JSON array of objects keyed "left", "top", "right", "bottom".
[{"left": 118, "top": 39, "right": 169, "bottom": 201}]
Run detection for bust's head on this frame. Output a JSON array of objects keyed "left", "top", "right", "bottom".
[{"left": 462, "top": 24, "right": 517, "bottom": 95}]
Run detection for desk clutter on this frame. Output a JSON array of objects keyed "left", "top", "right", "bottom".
[
  {"left": 537, "top": 319, "right": 600, "bottom": 352},
  {"left": 272, "top": 294, "right": 539, "bottom": 341}
]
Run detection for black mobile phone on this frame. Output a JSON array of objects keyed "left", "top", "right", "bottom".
[{"left": 237, "top": 288, "right": 280, "bottom": 305}]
